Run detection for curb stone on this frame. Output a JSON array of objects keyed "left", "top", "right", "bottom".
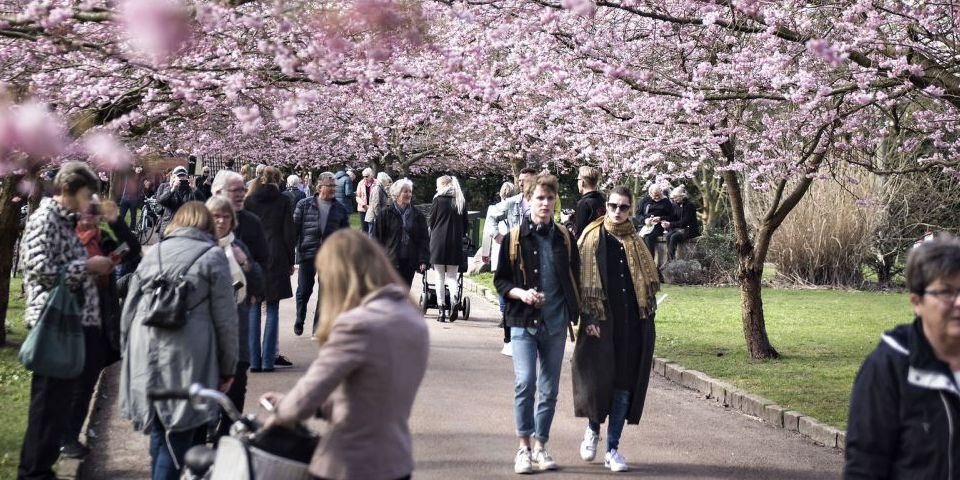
[{"left": 651, "top": 356, "right": 844, "bottom": 451}]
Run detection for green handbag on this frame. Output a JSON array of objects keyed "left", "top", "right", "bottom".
[{"left": 19, "top": 273, "right": 86, "bottom": 379}]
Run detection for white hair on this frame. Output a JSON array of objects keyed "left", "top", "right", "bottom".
[
  {"left": 390, "top": 178, "right": 413, "bottom": 200},
  {"left": 362, "top": 167, "right": 374, "bottom": 177},
  {"left": 376, "top": 172, "right": 392, "bottom": 186},
  {"left": 212, "top": 169, "right": 244, "bottom": 195},
  {"left": 286, "top": 174, "right": 302, "bottom": 188}
]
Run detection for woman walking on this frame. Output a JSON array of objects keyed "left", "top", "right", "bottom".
[
  {"left": 373, "top": 178, "right": 429, "bottom": 285},
  {"left": 429, "top": 175, "right": 469, "bottom": 322},
  {"left": 120, "top": 202, "right": 238, "bottom": 480},
  {"left": 572, "top": 186, "right": 660, "bottom": 472},
  {"left": 18, "top": 162, "right": 114, "bottom": 480},
  {"left": 243, "top": 166, "right": 295, "bottom": 372},
  {"left": 260, "top": 230, "right": 429, "bottom": 480},
  {"left": 364, "top": 172, "right": 392, "bottom": 235}
]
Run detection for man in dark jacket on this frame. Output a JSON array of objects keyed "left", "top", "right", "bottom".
[
  {"left": 494, "top": 174, "right": 580, "bottom": 474},
  {"left": 156, "top": 165, "right": 199, "bottom": 235},
  {"left": 209, "top": 169, "right": 269, "bottom": 436},
  {"left": 665, "top": 186, "right": 699, "bottom": 260},
  {"left": 573, "top": 166, "right": 605, "bottom": 240},
  {"left": 845, "top": 235, "right": 960, "bottom": 479},
  {"left": 334, "top": 169, "right": 356, "bottom": 214},
  {"left": 294, "top": 172, "right": 350, "bottom": 336}
]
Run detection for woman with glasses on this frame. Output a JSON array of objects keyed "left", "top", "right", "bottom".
[
  {"left": 845, "top": 235, "right": 960, "bottom": 479},
  {"left": 572, "top": 185, "right": 661, "bottom": 473}
]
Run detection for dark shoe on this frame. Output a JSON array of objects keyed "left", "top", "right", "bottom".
[
  {"left": 262, "top": 368, "right": 275, "bottom": 373},
  {"left": 274, "top": 355, "right": 293, "bottom": 368},
  {"left": 60, "top": 440, "right": 90, "bottom": 459},
  {"left": 250, "top": 367, "right": 263, "bottom": 373},
  {"left": 438, "top": 309, "right": 447, "bottom": 322},
  {"left": 294, "top": 322, "right": 303, "bottom": 336},
  {"left": 449, "top": 306, "right": 459, "bottom": 321}
]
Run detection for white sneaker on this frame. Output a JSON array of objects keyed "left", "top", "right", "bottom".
[
  {"left": 531, "top": 447, "right": 558, "bottom": 471},
  {"left": 501, "top": 342, "right": 513, "bottom": 357},
  {"left": 604, "top": 449, "right": 629, "bottom": 472},
  {"left": 514, "top": 447, "right": 533, "bottom": 474},
  {"left": 580, "top": 428, "right": 599, "bottom": 461}
]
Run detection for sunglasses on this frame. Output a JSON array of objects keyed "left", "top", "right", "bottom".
[{"left": 606, "top": 202, "right": 632, "bottom": 213}]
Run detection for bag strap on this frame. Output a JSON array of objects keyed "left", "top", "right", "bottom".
[{"left": 157, "top": 240, "right": 218, "bottom": 281}]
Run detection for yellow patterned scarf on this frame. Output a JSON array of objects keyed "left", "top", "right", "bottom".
[{"left": 578, "top": 217, "right": 660, "bottom": 321}]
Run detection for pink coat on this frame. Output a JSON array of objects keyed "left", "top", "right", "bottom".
[{"left": 275, "top": 285, "right": 429, "bottom": 480}]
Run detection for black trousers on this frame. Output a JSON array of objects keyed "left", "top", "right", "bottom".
[
  {"left": 397, "top": 257, "right": 417, "bottom": 286},
  {"left": 63, "top": 326, "right": 108, "bottom": 444},
  {"left": 666, "top": 229, "right": 689, "bottom": 260},
  {"left": 214, "top": 361, "right": 250, "bottom": 440},
  {"left": 19, "top": 373, "right": 77, "bottom": 479},
  {"left": 642, "top": 225, "right": 665, "bottom": 256}
]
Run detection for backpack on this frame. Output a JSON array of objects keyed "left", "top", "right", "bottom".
[{"left": 139, "top": 241, "right": 216, "bottom": 330}]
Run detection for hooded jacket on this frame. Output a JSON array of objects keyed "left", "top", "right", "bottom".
[{"left": 845, "top": 318, "right": 960, "bottom": 479}]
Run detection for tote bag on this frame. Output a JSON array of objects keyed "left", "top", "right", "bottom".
[{"left": 19, "top": 273, "right": 85, "bottom": 379}]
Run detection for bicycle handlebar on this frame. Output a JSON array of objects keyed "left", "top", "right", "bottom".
[{"left": 147, "top": 384, "right": 244, "bottom": 422}]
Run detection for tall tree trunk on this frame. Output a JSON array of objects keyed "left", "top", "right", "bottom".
[
  {"left": 0, "top": 174, "right": 26, "bottom": 346},
  {"left": 721, "top": 152, "right": 780, "bottom": 359}
]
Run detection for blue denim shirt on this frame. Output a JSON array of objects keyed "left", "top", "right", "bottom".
[{"left": 532, "top": 230, "right": 568, "bottom": 335}]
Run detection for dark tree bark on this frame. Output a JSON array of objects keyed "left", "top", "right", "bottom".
[{"left": 0, "top": 173, "right": 26, "bottom": 346}]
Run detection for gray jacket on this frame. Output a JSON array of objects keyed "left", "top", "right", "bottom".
[{"left": 120, "top": 228, "right": 239, "bottom": 433}]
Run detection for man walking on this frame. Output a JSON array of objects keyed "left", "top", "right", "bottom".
[
  {"left": 573, "top": 166, "right": 606, "bottom": 240},
  {"left": 294, "top": 172, "right": 350, "bottom": 335},
  {"left": 495, "top": 174, "right": 580, "bottom": 474}
]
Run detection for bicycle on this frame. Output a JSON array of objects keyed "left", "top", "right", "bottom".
[
  {"left": 137, "top": 197, "right": 163, "bottom": 245},
  {"left": 147, "top": 383, "right": 318, "bottom": 480}
]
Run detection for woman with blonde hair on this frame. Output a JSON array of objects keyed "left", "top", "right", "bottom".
[
  {"left": 261, "top": 229, "right": 429, "bottom": 480},
  {"left": 430, "top": 175, "right": 469, "bottom": 321},
  {"left": 121, "top": 201, "right": 238, "bottom": 480}
]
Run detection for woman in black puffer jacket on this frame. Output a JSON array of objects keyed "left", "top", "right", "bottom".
[{"left": 243, "top": 166, "right": 295, "bottom": 372}]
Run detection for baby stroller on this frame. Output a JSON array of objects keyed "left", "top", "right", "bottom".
[{"left": 419, "top": 238, "right": 472, "bottom": 322}]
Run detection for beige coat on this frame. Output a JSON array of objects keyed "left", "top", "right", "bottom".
[{"left": 275, "top": 285, "right": 429, "bottom": 480}]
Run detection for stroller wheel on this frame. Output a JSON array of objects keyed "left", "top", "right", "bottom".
[{"left": 462, "top": 297, "right": 471, "bottom": 320}]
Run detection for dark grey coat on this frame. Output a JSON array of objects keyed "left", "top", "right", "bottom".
[
  {"left": 244, "top": 184, "right": 295, "bottom": 302},
  {"left": 120, "top": 228, "right": 239, "bottom": 433}
]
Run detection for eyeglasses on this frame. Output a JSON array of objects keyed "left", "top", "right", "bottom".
[
  {"left": 226, "top": 187, "right": 246, "bottom": 194},
  {"left": 606, "top": 202, "right": 631, "bottom": 213},
  {"left": 320, "top": 183, "right": 336, "bottom": 188},
  {"left": 924, "top": 289, "right": 960, "bottom": 304}
]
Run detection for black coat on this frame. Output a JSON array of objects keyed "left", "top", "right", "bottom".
[
  {"left": 282, "top": 187, "right": 306, "bottom": 215},
  {"left": 670, "top": 199, "right": 699, "bottom": 237},
  {"left": 494, "top": 217, "right": 581, "bottom": 329},
  {"left": 373, "top": 202, "right": 429, "bottom": 269},
  {"left": 235, "top": 208, "right": 270, "bottom": 299},
  {"left": 294, "top": 197, "right": 350, "bottom": 260},
  {"left": 156, "top": 183, "right": 200, "bottom": 235},
  {"left": 845, "top": 319, "right": 960, "bottom": 479},
  {"left": 429, "top": 194, "right": 469, "bottom": 266},
  {"left": 573, "top": 191, "right": 606, "bottom": 240},
  {"left": 244, "top": 184, "right": 295, "bottom": 302},
  {"left": 572, "top": 227, "right": 656, "bottom": 426}
]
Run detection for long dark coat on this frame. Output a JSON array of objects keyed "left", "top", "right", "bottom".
[
  {"left": 572, "top": 227, "right": 656, "bottom": 425},
  {"left": 428, "top": 193, "right": 469, "bottom": 266},
  {"left": 373, "top": 202, "right": 430, "bottom": 269},
  {"left": 243, "top": 184, "right": 295, "bottom": 302}
]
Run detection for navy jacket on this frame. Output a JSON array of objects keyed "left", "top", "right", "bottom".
[
  {"left": 294, "top": 197, "right": 350, "bottom": 260},
  {"left": 845, "top": 319, "right": 960, "bottom": 479}
]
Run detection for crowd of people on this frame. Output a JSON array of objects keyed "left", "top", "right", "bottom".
[{"left": 16, "top": 158, "right": 950, "bottom": 480}]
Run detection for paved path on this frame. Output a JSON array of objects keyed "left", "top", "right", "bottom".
[{"left": 86, "top": 272, "right": 843, "bottom": 479}]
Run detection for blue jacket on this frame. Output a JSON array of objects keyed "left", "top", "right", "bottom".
[
  {"left": 294, "top": 197, "right": 350, "bottom": 260},
  {"left": 335, "top": 171, "right": 356, "bottom": 213}
]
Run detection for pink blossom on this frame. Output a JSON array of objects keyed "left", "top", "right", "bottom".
[
  {"left": 119, "top": 0, "right": 194, "bottom": 67},
  {"left": 84, "top": 132, "right": 133, "bottom": 170}
]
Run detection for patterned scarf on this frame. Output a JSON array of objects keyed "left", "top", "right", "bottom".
[{"left": 578, "top": 216, "right": 660, "bottom": 321}]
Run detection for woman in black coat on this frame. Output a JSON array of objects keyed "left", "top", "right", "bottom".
[
  {"left": 242, "top": 166, "right": 295, "bottom": 372},
  {"left": 373, "top": 179, "right": 429, "bottom": 285},
  {"left": 429, "top": 175, "right": 469, "bottom": 321}
]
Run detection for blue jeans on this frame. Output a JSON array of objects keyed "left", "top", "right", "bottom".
[
  {"left": 511, "top": 325, "right": 566, "bottom": 443},
  {"left": 149, "top": 421, "right": 200, "bottom": 480},
  {"left": 295, "top": 259, "right": 319, "bottom": 332},
  {"left": 588, "top": 389, "right": 632, "bottom": 452},
  {"left": 249, "top": 301, "right": 279, "bottom": 369},
  {"left": 119, "top": 198, "right": 139, "bottom": 230}
]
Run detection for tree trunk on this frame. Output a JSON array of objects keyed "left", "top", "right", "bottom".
[
  {"left": 738, "top": 261, "right": 779, "bottom": 359},
  {"left": 720, "top": 154, "right": 780, "bottom": 360},
  {"left": 0, "top": 174, "right": 26, "bottom": 347}
]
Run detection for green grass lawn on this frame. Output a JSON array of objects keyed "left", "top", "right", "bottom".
[
  {"left": 1, "top": 277, "right": 31, "bottom": 479},
  {"left": 466, "top": 273, "right": 909, "bottom": 429}
]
